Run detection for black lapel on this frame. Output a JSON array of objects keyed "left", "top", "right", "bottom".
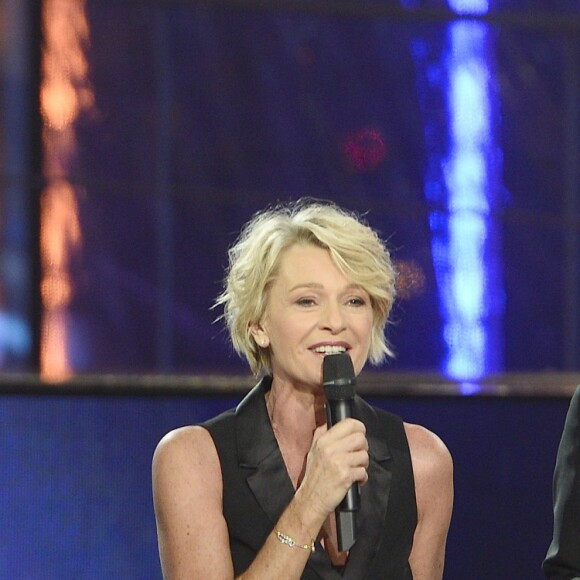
[
  {"left": 342, "top": 397, "right": 393, "bottom": 580},
  {"left": 235, "top": 377, "right": 296, "bottom": 525}
]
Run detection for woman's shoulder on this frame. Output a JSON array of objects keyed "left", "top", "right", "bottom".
[
  {"left": 403, "top": 422, "right": 453, "bottom": 479},
  {"left": 153, "top": 424, "right": 219, "bottom": 474}
]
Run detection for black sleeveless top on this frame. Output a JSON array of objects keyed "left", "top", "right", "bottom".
[{"left": 202, "top": 377, "right": 417, "bottom": 579}]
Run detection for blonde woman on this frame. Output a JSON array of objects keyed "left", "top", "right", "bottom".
[{"left": 152, "top": 200, "right": 453, "bottom": 579}]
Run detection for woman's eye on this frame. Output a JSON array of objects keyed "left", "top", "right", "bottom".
[
  {"left": 297, "top": 297, "right": 316, "bottom": 306},
  {"left": 348, "top": 297, "right": 366, "bottom": 307}
]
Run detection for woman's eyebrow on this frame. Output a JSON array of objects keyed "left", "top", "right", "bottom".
[
  {"left": 288, "top": 283, "right": 363, "bottom": 292},
  {"left": 288, "top": 282, "right": 322, "bottom": 291}
]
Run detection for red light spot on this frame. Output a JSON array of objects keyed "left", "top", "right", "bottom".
[{"left": 341, "top": 127, "right": 388, "bottom": 172}]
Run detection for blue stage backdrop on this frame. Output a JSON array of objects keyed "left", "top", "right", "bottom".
[{"left": 0, "top": 389, "right": 570, "bottom": 579}]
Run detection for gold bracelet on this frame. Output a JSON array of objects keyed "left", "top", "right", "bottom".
[{"left": 275, "top": 530, "right": 315, "bottom": 553}]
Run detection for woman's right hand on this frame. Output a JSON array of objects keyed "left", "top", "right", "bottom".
[{"left": 295, "top": 418, "right": 369, "bottom": 521}]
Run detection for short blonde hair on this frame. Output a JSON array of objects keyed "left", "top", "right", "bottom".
[{"left": 215, "top": 200, "right": 397, "bottom": 374}]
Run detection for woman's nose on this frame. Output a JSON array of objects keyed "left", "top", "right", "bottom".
[{"left": 320, "top": 301, "right": 346, "bottom": 333}]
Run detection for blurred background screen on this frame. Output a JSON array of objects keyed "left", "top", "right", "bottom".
[{"left": 2, "top": 0, "right": 579, "bottom": 383}]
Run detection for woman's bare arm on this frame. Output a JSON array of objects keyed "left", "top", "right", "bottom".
[
  {"left": 153, "top": 426, "right": 235, "bottom": 579},
  {"left": 405, "top": 423, "right": 454, "bottom": 580}
]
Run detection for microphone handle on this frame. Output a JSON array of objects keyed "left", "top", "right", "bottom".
[{"left": 326, "top": 397, "right": 360, "bottom": 551}]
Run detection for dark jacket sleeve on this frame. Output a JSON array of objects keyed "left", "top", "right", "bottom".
[{"left": 543, "top": 386, "right": 580, "bottom": 579}]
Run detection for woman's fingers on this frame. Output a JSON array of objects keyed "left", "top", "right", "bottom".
[{"left": 299, "top": 419, "right": 369, "bottom": 515}]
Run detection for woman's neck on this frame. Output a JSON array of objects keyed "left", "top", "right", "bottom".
[{"left": 266, "top": 378, "right": 326, "bottom": 451}]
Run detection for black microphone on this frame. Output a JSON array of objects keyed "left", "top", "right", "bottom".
[{"left": 323, "top": 352, "right": 360, "bottom": 552}]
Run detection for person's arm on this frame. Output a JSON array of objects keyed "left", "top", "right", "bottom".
[
  {"left": 152, "top": 418, "right": 368, "bottom": 580},
  {"left": 543, "top": 386, "right": 580, "bottom": 579},
  {"left": 152, "top": 426, "right": 234, "bottom": 579},
  {"left": 405, "top": 423, "right": 454, "bottom": 580}
]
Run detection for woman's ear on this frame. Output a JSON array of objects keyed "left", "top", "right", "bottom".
[{"left": 250, "top": 323, "right": 270, "bottom": 348}]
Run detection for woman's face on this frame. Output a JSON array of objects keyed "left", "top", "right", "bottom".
[{"left": 253, "top": 244, "right": 373, "bottom": 392}]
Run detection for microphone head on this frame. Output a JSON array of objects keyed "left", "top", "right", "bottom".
[{"left": 323, "top": 353, "right": 356, "bottom": 400}]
